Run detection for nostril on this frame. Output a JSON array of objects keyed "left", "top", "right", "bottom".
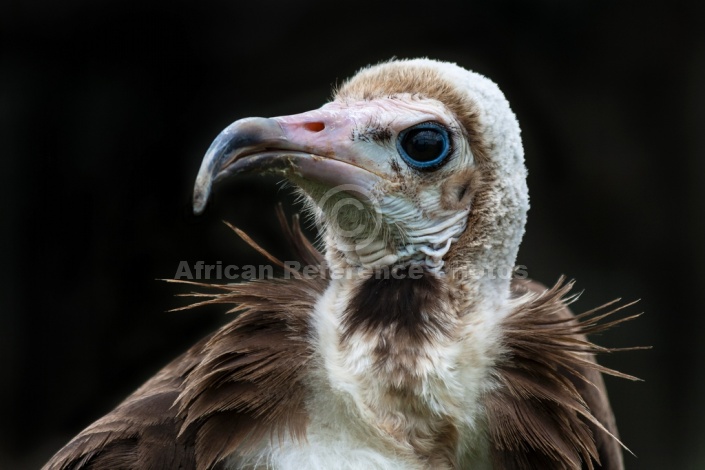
[{"left": 304, "top": 122, "right": 325, "bottom": 132}]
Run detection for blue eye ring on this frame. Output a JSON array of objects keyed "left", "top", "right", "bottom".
[{"left": 396, "top": 121, "right": 452, "bottom": 170}]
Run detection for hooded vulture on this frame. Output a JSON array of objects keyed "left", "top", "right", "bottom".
[{"left": 44, "top": 58, "right": 640, "bottom": 469}]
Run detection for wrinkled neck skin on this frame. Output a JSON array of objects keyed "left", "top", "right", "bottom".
[
  {"left": 315, "top": 194, "right": 470, "bottom": 276},
  {"left": 310, "top": 169, "right": 527, "bottom": 317}
]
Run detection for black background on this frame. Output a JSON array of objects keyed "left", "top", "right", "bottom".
[{"left": 2, "top": 1, "right": 703, "bottom": 468}]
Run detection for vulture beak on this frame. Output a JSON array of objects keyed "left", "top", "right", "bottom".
[{"left": 193, "top": 110, "right": 387, "bottom": 215}]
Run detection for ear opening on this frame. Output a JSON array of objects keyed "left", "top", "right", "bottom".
[{"left": 440, "top": 168, "right": 482, "bottom": 211}]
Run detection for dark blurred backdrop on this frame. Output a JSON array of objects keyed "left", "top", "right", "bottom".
[{"left": 1, "top": 1, "right": 703, "bottom": 468}]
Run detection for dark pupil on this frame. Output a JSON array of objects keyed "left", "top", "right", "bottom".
[{"left": 403, "top": 129, "right": 444, "bottom": 162}]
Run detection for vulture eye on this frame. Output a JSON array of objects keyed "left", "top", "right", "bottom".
[{"left": 397, "top": 122, "right": 451, "bottom": 170}]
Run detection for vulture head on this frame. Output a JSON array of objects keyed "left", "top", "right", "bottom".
[{"left": 194, "top": 59, "right": 527, "bottom": 309}]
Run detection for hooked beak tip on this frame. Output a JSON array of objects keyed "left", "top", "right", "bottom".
[
  {"left": 192, "top": 191, "right": 208, "bottom": 215},
  {"left": 191, "top": 117, "right": 285, "bottom": 214},
  {"left": 192, "top": 168, "right": 215, "bottom": 215}
]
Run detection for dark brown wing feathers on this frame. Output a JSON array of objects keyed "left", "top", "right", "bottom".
[
  {"left": 487, "top": 278, "right": 641, "bottom": 469},
  {"left": 44, "top": 218, "right": 326, "bottom": 470}
]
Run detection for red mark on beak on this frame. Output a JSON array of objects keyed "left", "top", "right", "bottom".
[{"left": 304, "top": 122, "right": 325, "bottom": 132}]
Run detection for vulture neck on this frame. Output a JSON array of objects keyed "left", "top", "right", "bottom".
[{"left": 310, "top": 228, "right": 516, "bottom": 463}]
